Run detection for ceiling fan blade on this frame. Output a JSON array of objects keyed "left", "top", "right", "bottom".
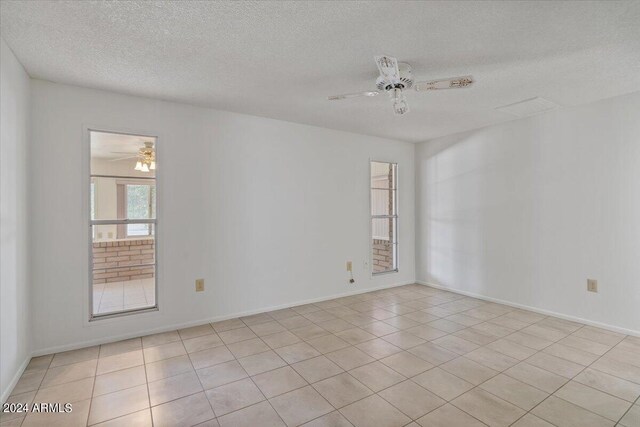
[
  {"left": 414, "top": 75, "right": 474, "bottom": 92},
  {"left": 374, "top": 55, "right": 400, "bottom": 84},
  {"left": 328, "top": 91, "right": 379, "bottom": 101},
  {"left": 108, "top": 155, "right": 138, "bottom": 162}
]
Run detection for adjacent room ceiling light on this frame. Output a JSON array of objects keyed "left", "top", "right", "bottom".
[
  {"left": 134, "top": 141, "right": 156, "bottom": 172},
  {"left": 327, "top": 55, "right": 474, "bottom": 116}
]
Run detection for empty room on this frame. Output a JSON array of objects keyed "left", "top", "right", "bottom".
[{"left": 1, "top": 1, "right": 639, "bottom": 426}]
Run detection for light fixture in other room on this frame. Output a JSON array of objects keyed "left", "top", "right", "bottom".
[{"left": 134, "top": 141, "right": 155, "bottom": 172}]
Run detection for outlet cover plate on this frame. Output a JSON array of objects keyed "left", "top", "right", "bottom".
[
  {"left": 587, "top": 279, "right": 598, "bottom": 293},
  {"left": 196, "top": 279, "right": 205, "bottom": 292}
]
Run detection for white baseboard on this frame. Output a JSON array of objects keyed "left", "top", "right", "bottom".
[
  {"left": 31, "top": 280, "right": 416, "bottom": 357},
  {"left": 1, "top": 356, "right": 30, "bottom": 404},
  {"left": 417, "top": 280, "right": 640, "bottom": 337}
]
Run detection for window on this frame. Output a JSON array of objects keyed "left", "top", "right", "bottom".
[
  {"left": 89, "top": 130, "right": 157, "bottom": 319},
  {"left": 371, "top": 161, "right": 397, "bottom": 274}
]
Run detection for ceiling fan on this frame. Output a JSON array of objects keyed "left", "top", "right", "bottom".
[
  {"left": 109, "top": 141, "right": 156, "bottom": 172},
  {"left": 328, "top": 55, "right": 474, "bottom": 115}
]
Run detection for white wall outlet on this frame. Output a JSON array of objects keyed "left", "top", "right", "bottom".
[
  {"left": 196, "top": 279, "right": 205, "bottom": 292},
  {"left": 346, "top": 261, "right": 352, "bottom": 272},
  {"left": 587, "top": 279, "right": 598, "bottom": 293}
]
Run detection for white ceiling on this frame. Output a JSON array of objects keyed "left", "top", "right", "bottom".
[
  {"left": 2, "top": 1, "right": 639, "bottom": 142},
  {"left": 91, "top": 131, "right": 154, "bottom": 159}
]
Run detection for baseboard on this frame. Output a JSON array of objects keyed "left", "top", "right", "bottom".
[
  {"left": 1, "top": 356, "right": 30, "bottom": 404},
  {"left": 417, "top": 280, "right": 640, "bottom": 338},
  {"left": 31, "top": 280, "right": 416, "bottom": 357}
]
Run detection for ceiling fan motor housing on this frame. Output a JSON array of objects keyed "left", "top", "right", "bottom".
[{"left": 376, "top": 62, "right": 414, "bottom": 91}]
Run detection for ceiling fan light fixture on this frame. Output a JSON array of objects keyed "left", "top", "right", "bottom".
[
  {"left": 141, "top": 163, "right": 150, "bottom": 173},
  {"left": 150, "top": 161, "right": 156, "bottom": 170},
  {"left": 135, "top": 161, "right": 143, "bottom": 171}
]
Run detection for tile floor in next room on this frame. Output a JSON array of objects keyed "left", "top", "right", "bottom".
[{"left": 3, "top": 284, "right": 640, "bottom": 427}]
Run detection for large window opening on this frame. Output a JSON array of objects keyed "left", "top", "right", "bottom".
[
  {"left": 371, "top": 161, "right": 398, "bottom": 274},
  {"left": 90, "top": 130, "right": 157, "bottom": 318}
]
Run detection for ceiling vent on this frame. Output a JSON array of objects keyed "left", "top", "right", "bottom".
[{"left": 495, "top": 97, "right": 559, "bottom": 117}]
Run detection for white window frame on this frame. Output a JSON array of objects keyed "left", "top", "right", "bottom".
[
  {"left": 124, "top": 182, "right": 155, "bottom": 238},
  {"left": 370, "top": 160, "right": 398, "bottom": 275},
  {"left": 88, "top": 129, "right": 159, "bottom": 321}
]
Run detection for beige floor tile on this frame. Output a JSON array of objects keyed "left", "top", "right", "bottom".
[
  {"left": 10, "top": 370, "right": 45, "bottom": 395},
  {"left": 34, "top": 377, "right": 94, "bottom": 403},
  {"left": 268, "top": 308, "right": 298, "bottom": 321},
  {"left": 241, "top": 312, "right": 274, "bottom": 326},
  {"left": 380, "top": 351, "right": 433, "bottom": 377},
  {"left": 317, "top": 318, "right": 354, "bottom": 333},
  {"left": 485, "top": 338, "right": 537, "bottom": 361},
  {"left": 326, "top": 346, "right": 375, "bottom": 371},
  {"left": 505, "top": 362, "right": 567, "bottom": 393},
  {"left": 335, "top": 328, "right": 377, "bottom": 345},
  {"left": 454, "top": 328, "right": 497, "bottom": 346},
  {"left": 96, "top": 350, "right": 143, "bottom": 375},
  {"left": 405, "top": 324, "right": 449, "bottom": 340},
  {"left": 300, "top": 411, "right": 352, "bottom": 427},
  {"left": 217, "top": 401, "right": 285, "bottom": 427},
  {"left": 211, "top": 318, "right": 245, "bottom": 333},
  {"left": 1, "top": 391, "right": 35, "bottom": 424},
  {"left": 151, "top": 392, "right": 215, "bottom": 427},
  {"left": 380, "top": 331, "right": 426, "bottom": 349},
  {"left": 189, "top": 346, "right": 235, "bottom": 370},
  {"left": 571, "top": 326, "right": 624, "bottom": 347},
  {"left": 379, "top": 380, "right": 445, "bottom": 419},
  {"left": 440, "top": 357, "right": 497, "bottom": 385},
  {"left": 543, "top": 343, "right": 600, "bottom": 366},
  {"left": 452, "top": 388, "right": 525, "bottom": 427},
  {"left": 407, "top": 342, "right": 458, "bottom": 365},
  {"left": 312, "top": 372, "right": 372, "bottom": 408},
  {"left": 307, "top": 334, "right": 350, "bottom": 353},
  {"left": 521, "top": 324, "right": 569, "bottom": 342},
  {"left": 41, "top": 359, "right": 97, "bottom": 388},
  {"left": 253, "top": 366, "right": 308, "bottom": 398},
  {"left": 355, "top": 338, "right": 402, "bottom": 359},
  {"left": 292, "top": 356, "right": 344, "bottom": 383},
  {"left": 608, "top": 347, "right": 640, "bottom": 368},
  {"left": 360, "top": 320, "right": 399, "bottom": 337},
  {"left": 93, "top": 365, "right": 146, "bottom": 396},
  {"left": 141, "top": 331, "right": 180, "bottom": 348},
  {"left": 275, "top": 342, "right": 321, "bottom": 364},
  {"left": 148, "top": 371, "right": 203, "bottom": 406},
  {"left": 143, "top": 340, "right": 186, "bottom": 363},
  {"left": 270, "top": 386, "right": 333, "bottom": 426},
  {"left": 92, "top": 409, "right": 152, "bottom": 427},
  {"left": 23, "top": 355, "right": 53, "bottom": 373},
  {"left": 428, "top": 319, "right": 468, "bottom": 333},
  {"left": 431, "top": 335, "right": 479, "bottom": 355},
  {"left": 178, "top": 324, "right": 215, "bottom": 340},
  {"left": 218, "top": 326, "right": 258, "bottom": 344},
  {"left": 348, "top": 361, "right": 405, "bottom": 392},
  {"left": 50, "top": 346, "right": 99, "bottom": 368},
  {"left": 554, "top": 381, "right": 632, "bottom": 421},
  {"left": 465, "top": 347, "right": 519, "bottom": 371},
  {"left": 525, "top": 352, "right": 584, "bottom": 378},
  {"left": 250, "top": 321, "right": 287, "bottom": 337},
  {"left": 557, "top": 335, "right": 611, "bottom": 356},
  {"left": 619, "top": 405, "right": 640, "bottom": 427},
  {"left": 238, "top": 350, "right": 287, "bottom": 376},
  {"left": 183, "top": 334, "right": 224, "bottom": 353},
  {"left": 261, "top": 331, "right": 302, "bottom": 349},
  {"left": 278, "top": 315, "right": 313, "bottom": 330},
  {"left": 504, "top": 331, "right": 554, "bottom": 351},
  {"left": 227, "top": 337, "right": 270, "bottom": 358},
  {"left": 479, "top": 374, "right": 548, "bottom": 410},
  {"left": 591, "top": 356, "right": 640, "bottom": 384},
  {"left": 88, "top": 384, "right": 149, "bottom": 425},
  {"left": 99, "top": 338, "right": 142, "bottom": 358},
  {"left": 22, "top": 398, "right": 91, "bottom": 427},
  {"left": 532, "top": 395, "right": 615, "bottom": 427},
  {"left": 511, "top": 413, "right": 555, "bottom": 427},
  {"left": 145, "top": 354, "right": 193, "bottom": 383},
  {"left": 412, "top": 367, "right": 474, "bottom": 400},
  {"left": 291, "top": 324, "right": 331, "bottom": 341},
  {"left": 197, "top": 360, "right": 248, "bottom": 390},
  {"left": 416, "top": 403, "right": 486, "bottom": 427},
  {"left": 573, "top": 368, "right": 640, "bottom": 402},
  {"left": 340, "top": 394, "right": 411, "bottom": 427},
  {"left": 205, "top": 378, "right": 265, "bottom": 417},
  {"left": 303, "top": 310, "right": 337, "bottom": 323}
]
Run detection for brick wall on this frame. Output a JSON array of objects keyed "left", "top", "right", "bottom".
[
  {"left": 373, "top": 238, "right": 393, "bottom": 273},
  {"left": 92, "top": 238, "right": 155, "bottom": 283}
]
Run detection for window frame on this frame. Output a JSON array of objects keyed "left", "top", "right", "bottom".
[
  {"left": 370, "top": 160, "right": 399, "bottom": 276},
  {"left": 124, "top": 182, "right": 155, "bottom": 238},
  {"left": 88, "top": 129, "right": 159, "bottom": 321}
]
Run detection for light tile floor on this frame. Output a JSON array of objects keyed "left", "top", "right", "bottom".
[
  {"left": 93, "top": 278, "right": 155, "bottom": 315},
  {"left": 4, "top": 284, "right": 640, "bottom": 426}
]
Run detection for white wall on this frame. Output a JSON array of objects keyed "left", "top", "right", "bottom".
[
  {"left": 29, "top": 80, "right": 416, "bottom": 354},
  {"left": 416, "top": 92, "right": 640, "bottom": 334},
  {"left": 0, "top": 39, "right": 31, "bottom": 401}
]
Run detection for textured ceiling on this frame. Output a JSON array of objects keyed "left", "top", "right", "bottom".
[{"left": 2, "top": 1, "right": 639, "bottom": 142}]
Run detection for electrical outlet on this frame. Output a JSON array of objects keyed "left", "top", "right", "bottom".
[
  {"left": 587, "top": 279, "right": 598, "bottom": 293},
  {"left": 346, "top": 261, "right": 352, "bottom": 272},
  {"left": 195, "top": 279, "right": 205, "bottom": 292}
]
